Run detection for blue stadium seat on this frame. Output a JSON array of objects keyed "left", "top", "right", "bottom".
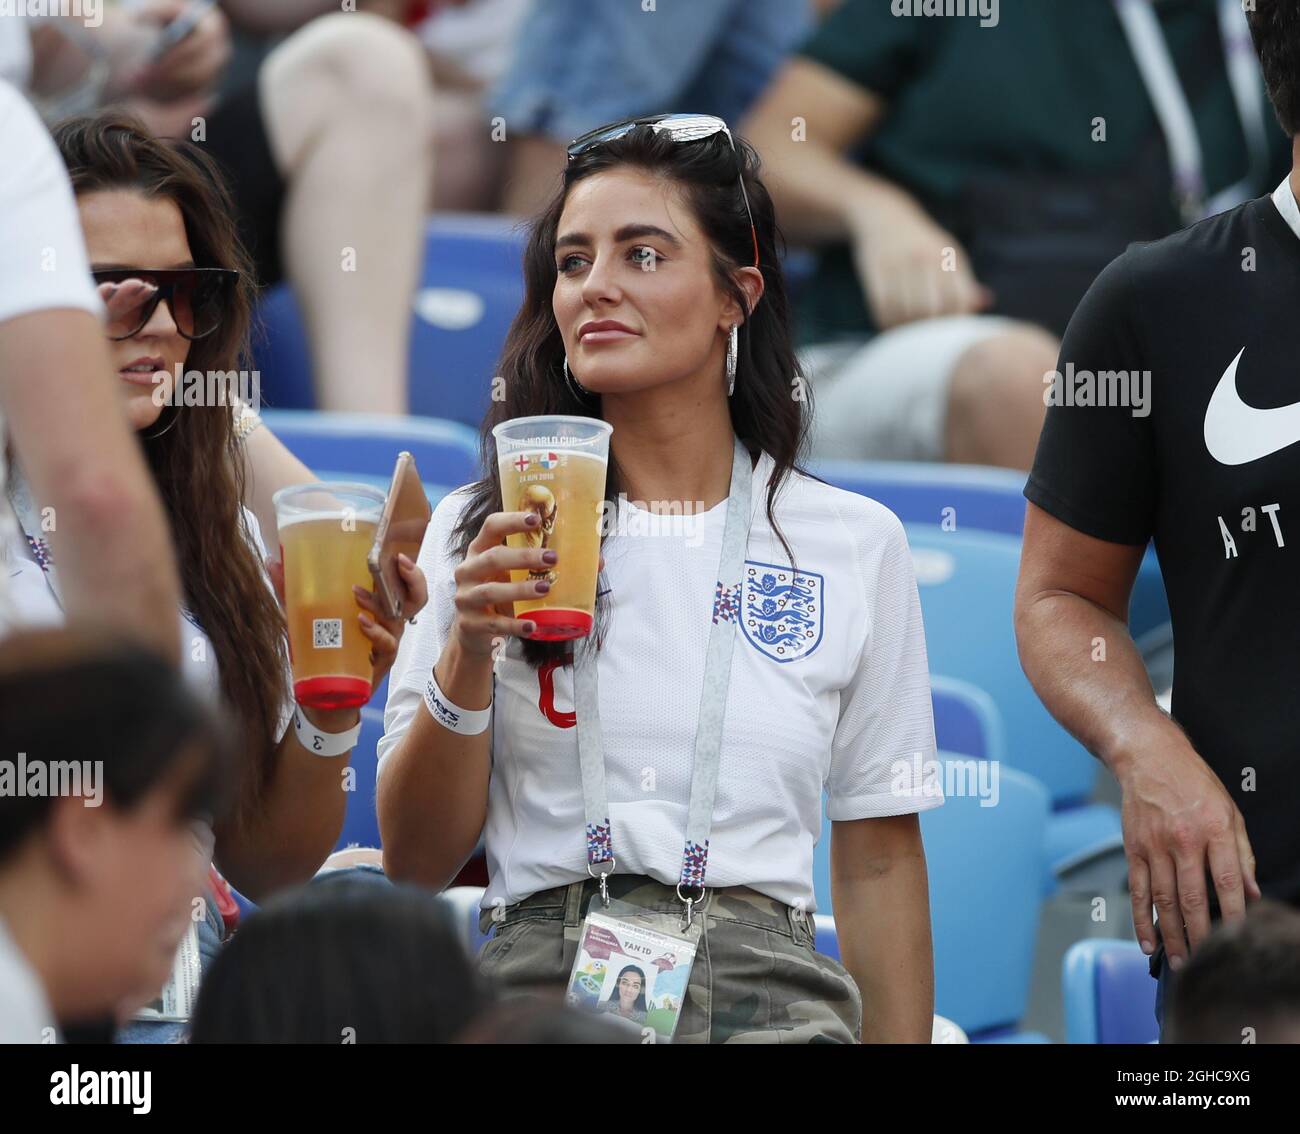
[
  {"left": 812, "top": 461, "right": 1170, "bottom": 640},
  {"left": 1063, "top": 939, "right": 1158, "bottom": 1044},
  {"left": 906, "top": 524, "right": 1122, "bottom": 881},
  {"left": 334, "top": 706, "right": 384, "bottom": 852},
  {"left": 931, "top": 674, "right": 1004, "bottom": 762},
  {"left": 812, "top": 755, "right": 1050, "bottom": 1041},
  {"left": 261, "top": 409, "right": 479, "bottom": 489},
  {"left": 252, "top": 213, "right": 527, "bottom": 426},
  {"left": 442, "top": 885, "right": 492, "bottom": 958}
]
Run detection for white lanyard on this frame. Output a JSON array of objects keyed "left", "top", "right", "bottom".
[
  {"left": 574, "top": 433, "right": 752, "bottom": 913},
  {"left": 1113, "top": 0, "right": 1270, "bottom": 224},
  {"left": 6, "top": 467, "right": 63, "bottom": 607}
]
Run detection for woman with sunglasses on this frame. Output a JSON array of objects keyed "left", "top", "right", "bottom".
[
  {"left": 379, "top": 116, "right": 941, "bottom": 1043},
  {"left": 3, "top": 112, "right": 426, "bottom": 1035}
]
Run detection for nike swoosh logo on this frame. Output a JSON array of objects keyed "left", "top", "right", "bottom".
[{"left": 1204, "top": 347, "right": 1300, "bottom": 465}]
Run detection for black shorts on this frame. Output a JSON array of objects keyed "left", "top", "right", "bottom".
[{"left": 203, "top": 79, "right": 286, "bottom": 290}]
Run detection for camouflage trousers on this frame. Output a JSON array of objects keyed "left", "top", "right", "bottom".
[{"left": 476, "top": 875, "right": 862, "bottom": 1043}]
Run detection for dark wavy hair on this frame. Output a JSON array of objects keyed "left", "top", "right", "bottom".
[
  {"left": 1247, "top": 0, "right": 1300, "bottom": 136},
  {"left": 609, "top": 964, "right": 649, "bottom": 1015},
  {"left": 53, "top": 113, "right": 289, "bottom": 820},
  {"left": 450, "top": 122, "right": 815, "bottom": 669}
]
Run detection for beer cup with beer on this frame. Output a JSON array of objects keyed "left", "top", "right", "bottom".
[
  {"left": 492, "top": 415, "right": 612, "bottom": 640},
  {"left": 273, "top": 483, "right": 386, "bottom": 709}
]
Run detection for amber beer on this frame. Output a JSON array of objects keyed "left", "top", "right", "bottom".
[
  {"left": 273, "top": 484, "right": 386, "bottom": 709},
  {"left": 493, "top": 416, "right": 613, "bottom": 640}
]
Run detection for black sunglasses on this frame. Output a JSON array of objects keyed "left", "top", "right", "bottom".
[
  {"left": 91, "top": 268, "right": 238, "bottom": 342},
  {"left": 566, "top": 113, "right": 760, "bottom": 269}
]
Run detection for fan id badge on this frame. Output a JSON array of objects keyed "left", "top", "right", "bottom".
[
  {"left": 132, "top": 920, "right": 202, "bottom": 1024},
  {"left": 565, "top": 899, "right": 700, "bottom": 1043}
]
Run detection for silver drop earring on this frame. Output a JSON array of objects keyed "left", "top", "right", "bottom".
[
  {"left": 563, "top": 356, "right": 593, "bottom": 399},
  {"left": 726, "top": 324, "right": 738, "bottom": 397}
]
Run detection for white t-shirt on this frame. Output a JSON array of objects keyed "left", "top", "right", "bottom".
[
  {"left": 0, "top": 79, "right": 103, "bottom": 629},
  {"left": 0, "top": 913, "right": 56, "bottom": 1044},
  {"left": 2, "top": 482, "right": 290, "bottom": 736},
  {"left": 0, "top": 14, "right": 31, "bottom": 89},
  {"left": 379, "top": 450, "right": 942, "bottom": 911}
]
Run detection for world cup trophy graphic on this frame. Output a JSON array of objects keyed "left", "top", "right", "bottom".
[{"left": 519, "top": 483, "right": 557, "bottom": 581}]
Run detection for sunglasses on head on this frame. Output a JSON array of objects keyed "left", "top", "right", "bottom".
[
  {"left": 90, "top": 268, "right": 238, "bottom": 342},
  {"left": 566, "top": 113, "right": 760, "bottom": 269}
]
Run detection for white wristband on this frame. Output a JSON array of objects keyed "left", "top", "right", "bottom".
[
  {"left": 293, "top": 706, "right": 362, "bottom": 757},
  {"left": 424, "top": 672, "right": 491, "bottom": 735}
]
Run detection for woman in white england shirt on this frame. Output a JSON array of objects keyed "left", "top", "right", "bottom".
[{"left": 379, "top": 118, "right": 941, "bottom": 1043}]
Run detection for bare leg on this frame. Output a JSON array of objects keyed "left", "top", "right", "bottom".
[
  {"left": 432, "top": 88, "right": 507, "bottom": 211},
  {"left": 259, "top": 13, "right": 435, "bottom": 414},
  {"left": 500, "top": 133, "right": 567, "bottom": 217},
  {"left": 944, "top": 325, "right": 1059, "bottom": 469}
]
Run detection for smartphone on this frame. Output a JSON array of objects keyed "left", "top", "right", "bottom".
[
  {"left": 150, "top": 0, "right": 217, "bottom": 62},
  {"left": 368, "top": 452, "right": 432, "bottom": 620}
]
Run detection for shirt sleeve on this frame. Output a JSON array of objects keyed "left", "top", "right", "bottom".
[
  {"left": 826, "top": 506, "right": 943, "bottom": 821},
  {"left": 0, "top": 81, "right": 101, "bottom": 326},
  {"left": 1023, "top": 249, "right": 1157, "bottom": 546},
  {"left": 377, "top": 487, "right": 474, "bottom": 781},
  {"left": 799, "top": 0, "right": 927, "bottom": 99}
]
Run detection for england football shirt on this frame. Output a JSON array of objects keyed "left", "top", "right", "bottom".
[{"left": 381, "top": 450, "right": 942, "bottom": 910}]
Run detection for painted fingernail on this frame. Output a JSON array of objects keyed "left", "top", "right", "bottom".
[
  {"left": 534, "top": 580, "right": 551, "bottom": 593},
  {"left": 542, "top": 550, "right": 558, "bottom": 564},
  {"left": 522, "top": 622, "right": 536, "bottom": 635},
  {"left": 524, "top": 513, "right": 539, "bottom": 526}
]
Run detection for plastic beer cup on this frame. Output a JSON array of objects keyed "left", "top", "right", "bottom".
[
  {"left": 492, "top": 415, "right": 612, "bottom": 640},
  {"left": 273, "top": 482, "right": 386, "bottom": 709}
]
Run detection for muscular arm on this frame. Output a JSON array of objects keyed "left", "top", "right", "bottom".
[
  {"left": 741, "top": 57, "right": 910, "bottom": 247},
  {"left": 831, "top": 812, "right": 933, "bottom": 1043},
  {"left": 1014, "top": 502, "right": 1259, "bottom": 965},
  {"left": 1013, "top": 502, "right": 1162, "bottom": 770},
  {"left": 1, "top": 309, "right": 181, "bottom": 665}
]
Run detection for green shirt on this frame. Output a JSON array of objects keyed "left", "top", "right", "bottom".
[{"left": 796, "top": 0, "right": 1292, "bottom": 344}]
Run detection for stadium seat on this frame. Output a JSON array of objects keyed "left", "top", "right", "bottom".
[
  {"left": 813, "top": 460, "right": 1170, "bottom": 640},
  {"left": 334, "top": 706, "right": 385, "bottom": 852},
  {"left": 1063, "top": 939, "right": 1158, "bottom": 1044},
  {"left": 253, "top": 213, "right": 527, "bottom": 426},
  {"left": 261, "top": 409, "right": 479, "bottom": 489},
  {"left": 812, "top": 755, "right": 1051, "bottom": 1041},
  {"left": 906, "top": 525, "right": 1123, "bottom": 881},
  {"left": 440, "top": 885, "right": 492, "bottom": 959},
  {"left": 931, "top": 674, "right": 1004, "bottom": 762}
]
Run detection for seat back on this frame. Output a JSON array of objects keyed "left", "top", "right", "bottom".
[
  {"left": 812, "top": 756, "right": 1049, "bottom": 1035},
  {"left": 1063, "top": 938, "right": 1158, "bottom": 1044}
]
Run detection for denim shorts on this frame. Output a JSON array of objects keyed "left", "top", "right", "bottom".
[
  {"left": 486, "top": 0, "right": 812, "bottom": 141},
  {"left": 477, "top": 875, "right": 861, "bottom": 1043}
]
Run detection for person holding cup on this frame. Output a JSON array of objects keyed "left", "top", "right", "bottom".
[
  {"left": 1, "top": 113, "right": 427, "bottom": 1039},
  {"left": 378, "top": 116, "right": 941, "bottom": 1043}
]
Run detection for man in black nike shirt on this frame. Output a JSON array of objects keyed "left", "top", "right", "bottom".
[{"left": 1015, "top": 0, "right": 1300, "bottom": 1036}]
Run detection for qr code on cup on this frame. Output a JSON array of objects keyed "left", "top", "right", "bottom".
[{"left": 313, "top": 618, "right": 343, "bottom": 649}]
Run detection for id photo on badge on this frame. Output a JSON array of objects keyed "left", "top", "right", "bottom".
[{"left": 565, "top": 909, "right": 696, "bottom": 1042}]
